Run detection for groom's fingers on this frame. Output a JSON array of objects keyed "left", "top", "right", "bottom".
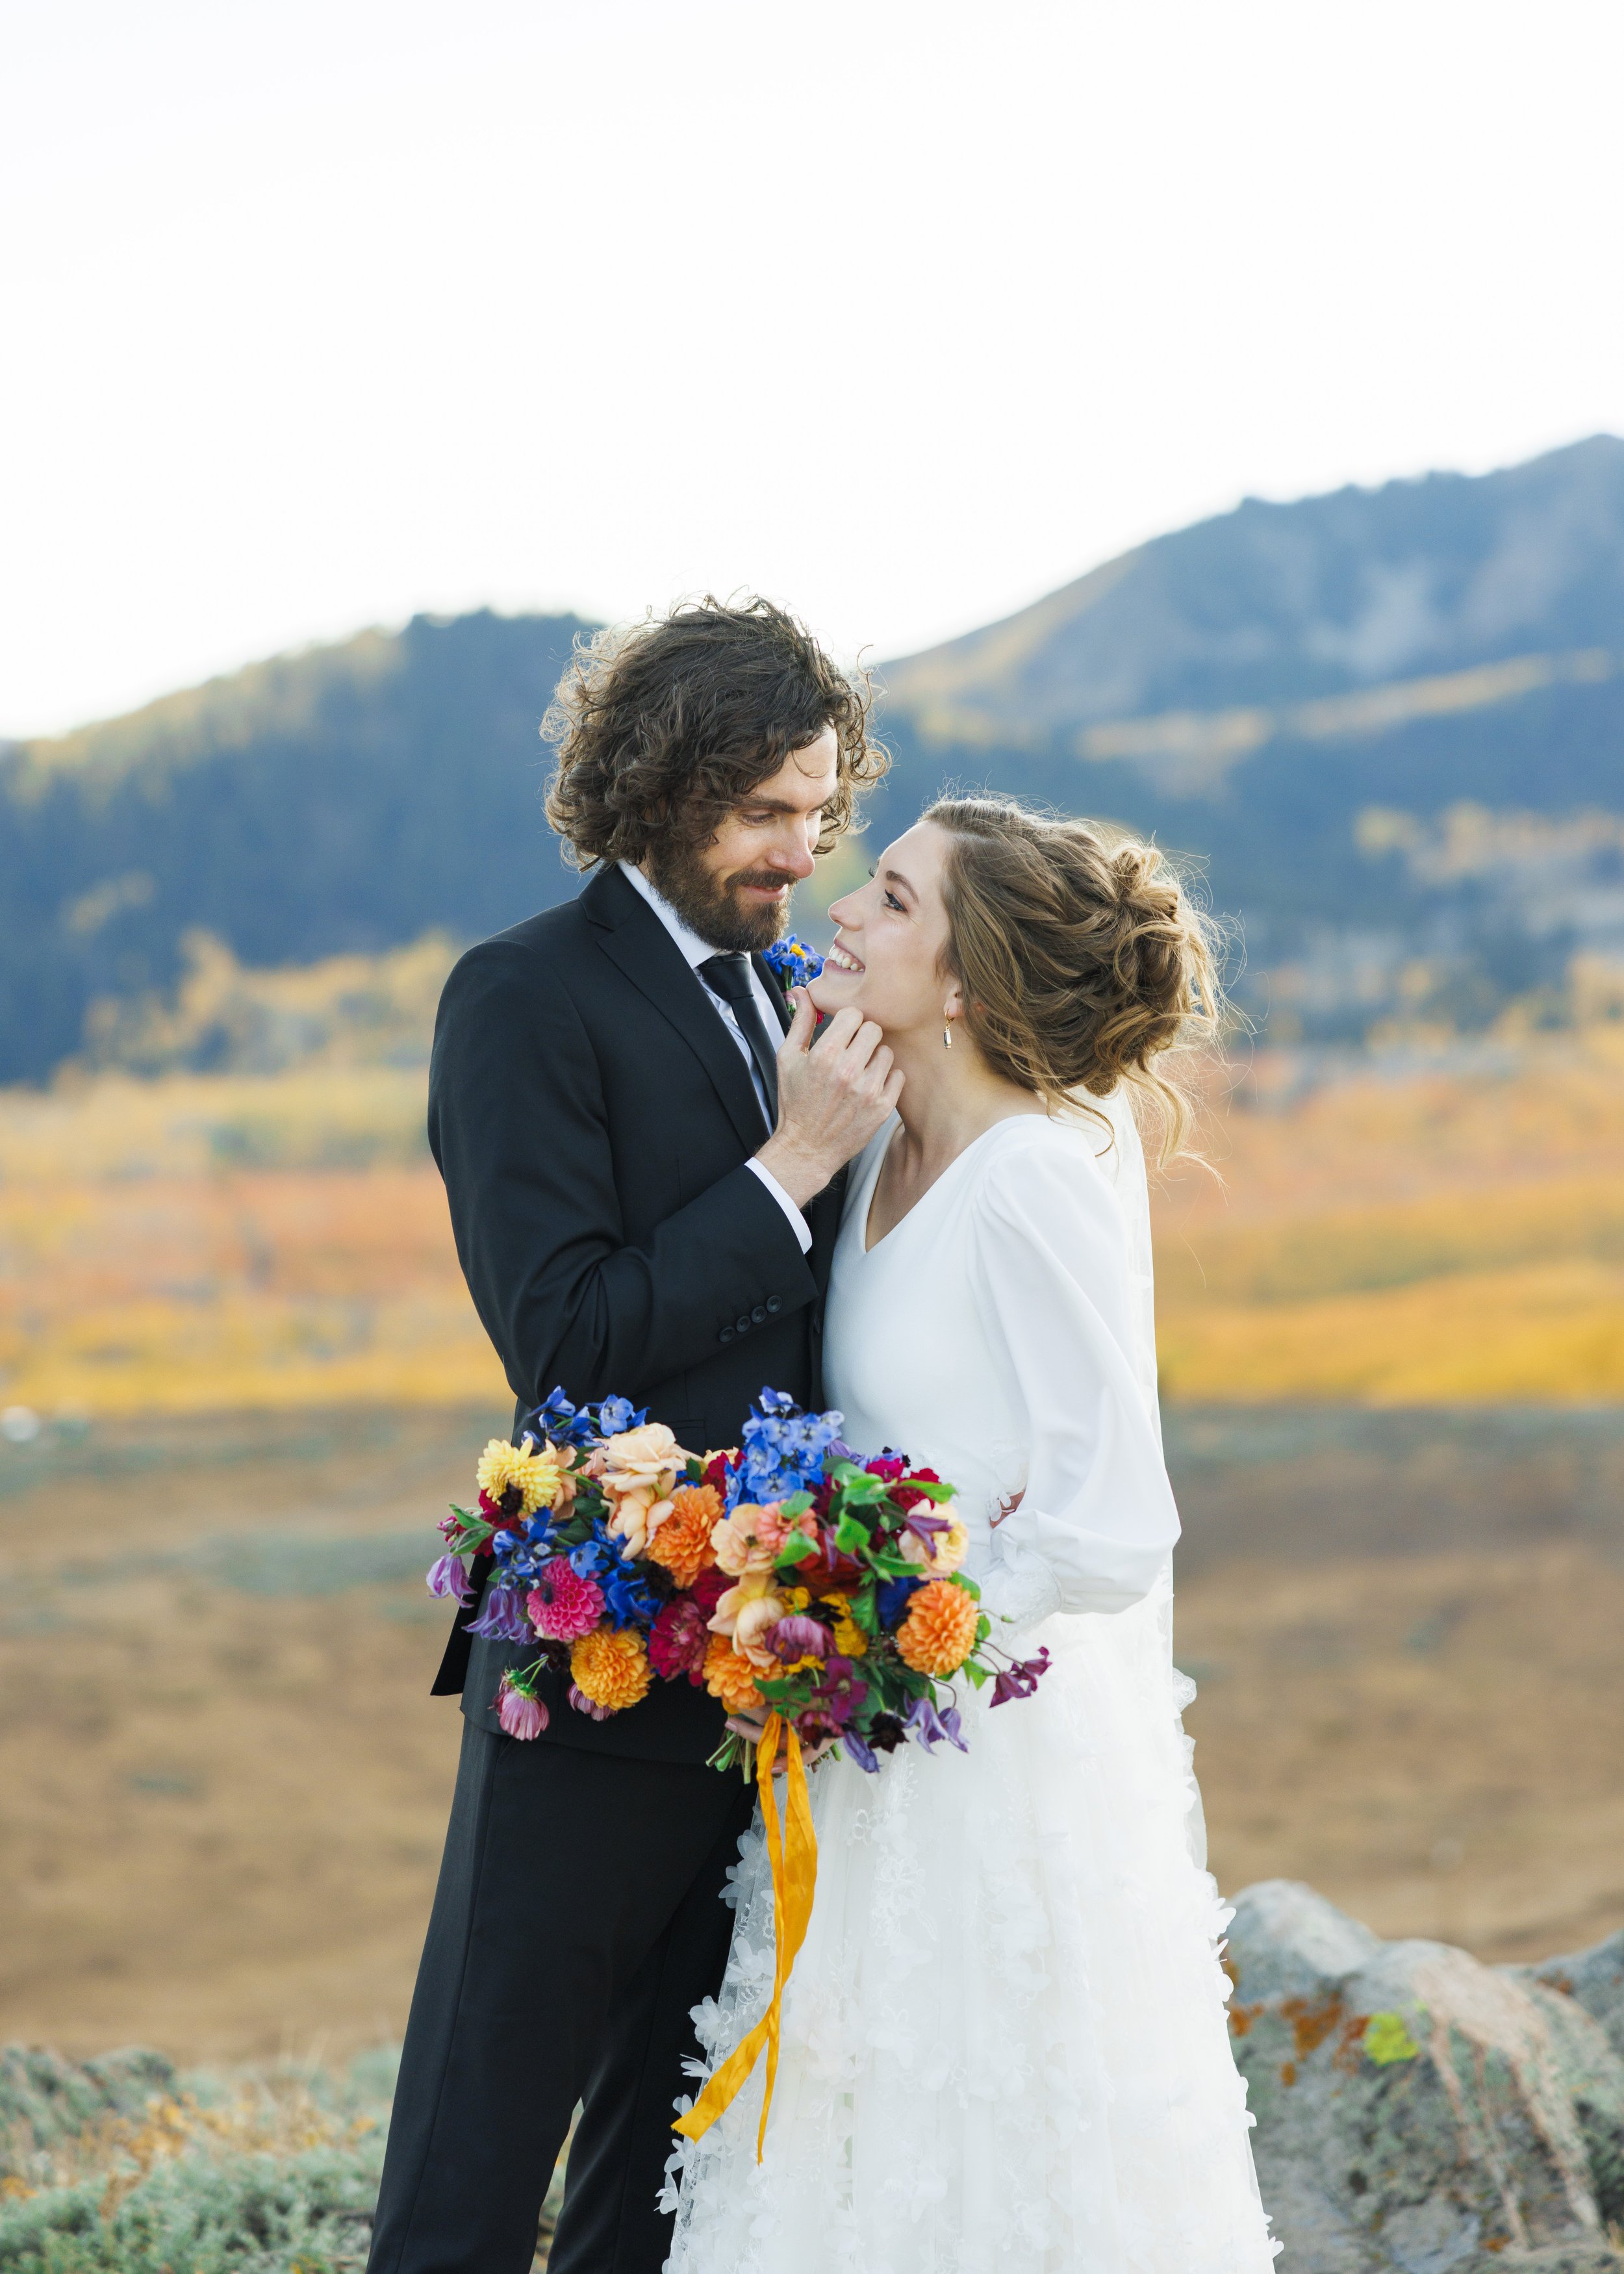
[{"left": 781, "top": 991, "right": 818, "bottom": 1056}]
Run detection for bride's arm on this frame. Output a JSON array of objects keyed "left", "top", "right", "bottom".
[{"left": 971, "top": 1134, "right": 1179, "bottom": 1622}]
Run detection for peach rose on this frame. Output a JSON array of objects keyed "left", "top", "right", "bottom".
[
  {"left": 731, "top": 1591, "right": 793, "bottom": 1669},
  {"left": 711, "top": 1501, "right": 786, "bottom": 1578},
  {"left": 707, "top": 1569, "right": 776, "bottom": 1642},
  {"left": 898, "top": 1513, "right": 970, "bottom": 1581},
  {"left": 601, "top": 1422, "right": 689, "bottom": 1559}
]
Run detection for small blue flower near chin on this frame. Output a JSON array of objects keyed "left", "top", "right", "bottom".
[
  {"left": 526, "top": 1385, "right": 599, "bottom": 1451},
  {"left": 763, "top": 936, "right": 824, "bottom": 985},
  {"left": 594, "top": 1394, "right": 647, "bottom": 1438}
]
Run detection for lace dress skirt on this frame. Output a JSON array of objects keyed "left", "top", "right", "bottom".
[{"left": 663, "top": 1573, "right": 1279, "bottom": 2274}]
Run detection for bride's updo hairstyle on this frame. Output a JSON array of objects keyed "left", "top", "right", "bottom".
[{"left": 924, "top": 795, "right": 1220, "bottom": 1162}]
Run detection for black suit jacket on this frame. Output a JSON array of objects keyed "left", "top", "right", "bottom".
[{"left": 425, "top": 863, "right": 843, "bottom": 1763}]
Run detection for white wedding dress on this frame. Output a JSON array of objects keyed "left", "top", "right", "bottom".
[{"left": 665, "top": 1097, "right": 1278, "bottom": 2274}]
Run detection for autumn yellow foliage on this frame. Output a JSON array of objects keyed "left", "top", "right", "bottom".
[{"left": 2, "top": 1034, "right": 1622, "bottom": 1416}]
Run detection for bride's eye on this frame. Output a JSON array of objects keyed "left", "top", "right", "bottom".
[{"left": 883, "top": 888, "right": 906, "bottom": 912}]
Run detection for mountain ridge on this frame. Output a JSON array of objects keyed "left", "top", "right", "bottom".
[{"left": 5, "top": 437, "right": 1624, "bottom": 1083}]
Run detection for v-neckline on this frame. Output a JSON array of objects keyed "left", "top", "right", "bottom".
[{"left": 857, "top": 1113, "right": 1047, "bottom": 1257}]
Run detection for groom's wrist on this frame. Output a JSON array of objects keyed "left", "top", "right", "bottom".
[{"left": 753, "top": 1133, "right": 834, "bottom": 1211}]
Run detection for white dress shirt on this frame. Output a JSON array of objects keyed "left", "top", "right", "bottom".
[{"left": 620, "top": 863, "right": 812, "bottom": 1253}]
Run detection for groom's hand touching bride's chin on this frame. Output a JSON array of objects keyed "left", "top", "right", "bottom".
[{"left": 754, "top": 991, "right": 903, "bottom": 1208}]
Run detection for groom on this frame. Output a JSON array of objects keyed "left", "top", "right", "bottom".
[{"left": 368, "top": 599, "right": 898, "bottom": 2274}]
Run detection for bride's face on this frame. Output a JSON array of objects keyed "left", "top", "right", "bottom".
[{"left": 807, "top": 821, "right": 959, "bottom": 1036}]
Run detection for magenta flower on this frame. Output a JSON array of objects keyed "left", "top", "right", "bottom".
[
  {"left": 497, "top": 1678, "right": 548, "bottom": 1740},
  {"left": 526, "top": 1557, "right": 605, "bottom": 1642},
  {"left": 427, "top": 1553, "right": 469, "bottom": 1600},
  {"left": 649, "top": 1595, "right": 711, "bottom": 1685},
  {"left": 568, "top": 1683, "right": 614, "bottom": 1722},
  {"left": 806, "top": 1654, "right": 867, "bottom": 1731}
]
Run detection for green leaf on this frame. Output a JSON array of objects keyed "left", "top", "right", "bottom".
[
  {"left": 775, "top": 1532, "right": 820, "bottom": 1568},
  {"left": 780, "top": 1490, "right": 815, "bottom": 1518},
  {"left": 848, "top": 1587, "right": 882, "bottom": 1637},
  {"left": 976, "top": 1615, "right": 991, "bottom": 1642},
  {"left": 833, "top": 1513, "right": 872, "bottom": 1553},
  {"left": 962, "top": 1659, "right": 991, "bottom": 1689}
]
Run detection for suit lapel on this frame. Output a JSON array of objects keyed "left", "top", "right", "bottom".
[{"left": 586, "top": 869, "right": 769, "bottom": 1153}]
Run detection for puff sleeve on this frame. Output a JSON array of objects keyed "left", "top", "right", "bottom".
[{"left": 970, "top": 1130, "right": 1179, "bottom": 1622}]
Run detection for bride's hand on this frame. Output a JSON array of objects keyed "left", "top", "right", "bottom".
[{"left": 992, "top": 1486, "right": 1025, "bottom": 1527}]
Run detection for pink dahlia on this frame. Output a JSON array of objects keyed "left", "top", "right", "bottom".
[
  {"left": 649, "top": 1595, "right": 711, "bottom": 1686},
  {"left": 498, "top": 1678, "right": 548, "bottom": 1740},
  {"left": 527, "top": 1558, "right": 604, "bottom": 1642}
]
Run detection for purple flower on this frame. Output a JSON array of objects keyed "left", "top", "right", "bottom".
[
  {"left": 990, "top": 1646, "right": 1052, "bottom": 1707},
  {"left": 904, "top": 1695, "right": 968, "bottom": 1753},
  {"left": 809, "top": 1654, "right": 867, "bottom": 1730},
  {"left": 765, "top": 1615, "right": 830, "bottom": 1663},
  {"left": 568, "top": 1683, "right": 614, "bottom": 1722},
  {"left": 465, "top": 1584, "right": 532, "bottom": 1643},
  {"left": 427, "top": 1552, "right": 469, "bottom": 1601},
  {"left": 842, "top": 1727, "right": 881, "bottom": 1774}
]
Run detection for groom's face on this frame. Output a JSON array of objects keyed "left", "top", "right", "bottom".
[{"left": 646, "top": 727, "right": 841, "bottom": 954}]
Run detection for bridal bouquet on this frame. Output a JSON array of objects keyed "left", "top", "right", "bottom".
[
  {"left": 429, "top": 1380, "right": 1052, "bottom": 2157},
  {"left": 427, "top": 1385, "right": 1051, "bottom": 1769}
]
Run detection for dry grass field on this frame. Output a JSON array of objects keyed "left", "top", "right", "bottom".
[
  {"left": 3, "top": 1029, "right": 1624, "bottom": 1418},
  {"left": 1, "top": 1405, "right": 1619, "bottom": 2068},
  {"left": 1, "top": 1032, "right": 1622, "bottom": 2068}
]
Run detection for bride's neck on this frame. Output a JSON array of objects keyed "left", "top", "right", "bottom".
[{"left": 887, "top": 1025, "right": 1045, "bottom": 1173}]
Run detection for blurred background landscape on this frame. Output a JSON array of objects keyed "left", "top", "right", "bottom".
[{"left": 5, "top": 432, "right": 1623, "bottom": 2078}]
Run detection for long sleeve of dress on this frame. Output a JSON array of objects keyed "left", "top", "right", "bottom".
[{"left": 969, "top": 1129, "right": 1180, "bottom": 1620}]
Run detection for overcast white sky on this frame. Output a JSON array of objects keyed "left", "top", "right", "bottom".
[{"left": 5, "top": 0, "right": 1623, "bottom": 738}]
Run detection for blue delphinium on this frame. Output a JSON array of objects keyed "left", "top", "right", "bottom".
[{"left": 726, "top": 1390, "right": 844, "bottom": 1510}]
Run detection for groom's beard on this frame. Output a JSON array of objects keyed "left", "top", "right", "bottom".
[{"left": 646, "top": 841, "right": 791, "bottom": 954}]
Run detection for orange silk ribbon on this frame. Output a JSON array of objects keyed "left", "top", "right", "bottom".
[{"left": 671, "top": 1713, "right": 818, "bottom": 2162}]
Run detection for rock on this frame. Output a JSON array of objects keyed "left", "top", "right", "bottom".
[
  {"left": 1226, "top": 1882, "right": 1624, "bottom": 2274},
  {"left": 0, "top": 2044, "right": 177, "bottom": 2183},
  {"left": 1509, "top": 1932, "right": 1624, "bottom": 2065}
]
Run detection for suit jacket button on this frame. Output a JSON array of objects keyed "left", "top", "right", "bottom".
[
  {"left": 719, "top": 1327, "right": 735, "bottom": 1344},
  {"left": 735, "top": 1315, "right": 752, "bottom": 1335},
  {"left": 765, "top": 1296, "right": 781, "bottom": 1314},
  {"left": 751, "top": 1305, "right": 767, "bottom": 1324}
]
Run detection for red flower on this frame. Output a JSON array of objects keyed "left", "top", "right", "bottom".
[
  {"left": 865, "top": 1454, "right": 907, "bottom": 1482},
  {"left": 649, "top": 1596, "right": 711, "bottom": 1685},
  {"left": 687, "top": 1565, "right": 731, "bottom": 1619}
]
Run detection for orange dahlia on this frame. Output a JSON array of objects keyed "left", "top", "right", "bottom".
[
  {"left": 896, "top": 1579, "right": 980, "bottom": 1678},
  {"left": 569, "top": 1626, "right": 653, "bottom": 1713},
  {"left": 645, "top": 1483, "right": 722, "bottom": 1588},
  {"left": 703, "top": 1632, "right": 765, "bottom": 1716}
]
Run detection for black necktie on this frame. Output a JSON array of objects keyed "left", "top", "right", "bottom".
[{"left": 698, "top": 954, "right": 780, "bottom": 1130}]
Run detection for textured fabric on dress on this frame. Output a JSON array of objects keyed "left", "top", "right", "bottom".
[{"left": 665, "top": 1103, "right": 1278, "bottom": 2274}]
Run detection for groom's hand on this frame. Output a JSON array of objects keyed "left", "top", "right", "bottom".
[{"left": 754, "top": 994, "right": 902, "bottom": 1207}]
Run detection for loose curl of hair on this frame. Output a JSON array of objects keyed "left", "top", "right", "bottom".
[
  {"left": 925, "top": 795, "right": 1223, "bottom": 1164},
  {"left": 542, "top": 596, "right": 887, "bottom": 869}
]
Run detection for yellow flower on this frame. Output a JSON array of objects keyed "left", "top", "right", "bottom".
[
  {"left": 827, "top": 1605, "right": 869, "bottom": 1659},
  {"left": 477, "top": 1436, "right": 563, "bottom": 1516},
  {"left": 896, "top": 1579, "right": 980, "bottom": 1678},
  {"left": 570, "top": 1626, "right": 653, "bottom": 1713}
]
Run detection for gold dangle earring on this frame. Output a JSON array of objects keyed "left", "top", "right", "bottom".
[{"left": 943, "top": 1016, "right": 953, "bottom": 1049}]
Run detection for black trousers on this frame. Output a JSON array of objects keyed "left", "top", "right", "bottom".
[{"left": 368, "top": 1722, "right": 757, "bottom": 2274}]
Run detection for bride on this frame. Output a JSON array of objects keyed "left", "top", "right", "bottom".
[{"left": 664, "top": 795, "right": 1277, "bottom": 2273}]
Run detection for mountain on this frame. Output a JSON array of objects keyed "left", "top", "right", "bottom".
[
  {"left": 874, "top": 436, "right": 1624, "bottom": 1041},
  {"left": 0, "top": 611, "right": 590, "bottom": 1082},
  {"left": 4, "top": 438, "right": 1623, "bottom": 1084}
]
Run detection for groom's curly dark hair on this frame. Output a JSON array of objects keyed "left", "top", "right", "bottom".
[{"left": 542, "top": 596, "right": 887, "bottom": 868}]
